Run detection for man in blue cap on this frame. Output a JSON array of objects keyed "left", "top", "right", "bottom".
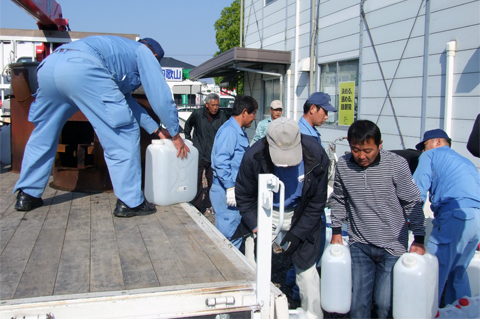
[
  {"left": 413, "top": 129, "right": 480, "bottom": 305},
  {"left": 298, "top": 92, "right": 337, "bottom": 146},
  {"left": 292, "top": 92, "right": 338, "bottom": 290},
  {"left": 14, "top": 35, "right": 190, "bottom": 217}
]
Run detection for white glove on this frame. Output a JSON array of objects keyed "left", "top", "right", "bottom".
[{"left": 226, "top": 187, "right": 237, "bottom": 207}]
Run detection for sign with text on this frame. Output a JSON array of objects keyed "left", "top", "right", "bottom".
[
  {"left": 338, "top": 81, "right": 355, "bottom": 126},
  {"left": 163, "top": 67, "right": 183, "bottom": 82}
]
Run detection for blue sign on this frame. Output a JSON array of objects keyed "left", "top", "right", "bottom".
[{"left": 163, "top": 67, "right": 183, "bottom": 82}]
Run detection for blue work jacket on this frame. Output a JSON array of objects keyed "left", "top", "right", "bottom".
[
  {"left": 413, "top": 146, "right": 480, "bottom": 216},
  {"left": 211, "top": 117, "right": 250, "bottom": 190},
  {"left": 299, "top": 116, "right": 321, "bottom": 145},
  {"left": 62, "top": 36, "right": 178, "bottom": 136}
]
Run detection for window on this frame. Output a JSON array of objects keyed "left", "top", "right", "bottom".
[
  {"left": 263, "top": 78, "right": 280, "bottom": 120},
  {"left": 173, "top": 94, "right": 196, "bottom": 107},
  {"left": 320, "top": 59, "right": 359, "bottom": 126},
  {"left": 265, "top": 0, "right": 277, "bottom": 5}
]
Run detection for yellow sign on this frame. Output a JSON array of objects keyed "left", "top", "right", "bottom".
[{"left": 338, "top": 82, "right": 355, "bottom": 126}]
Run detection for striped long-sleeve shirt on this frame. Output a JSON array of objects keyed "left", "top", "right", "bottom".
[{"left": 330, "top": 149, "right": 425, "bottom": 257}]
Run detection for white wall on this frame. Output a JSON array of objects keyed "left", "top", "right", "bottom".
[{"left": 243, "top": 0, "right": 480, "bottom": 169}]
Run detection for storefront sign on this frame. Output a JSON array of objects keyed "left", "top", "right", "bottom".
[
  {"left": 338, "top": 81, "right": 355, "bottom": 126},
  {"left": 163, "top": 67, "right": 183, "bottom": 82}
]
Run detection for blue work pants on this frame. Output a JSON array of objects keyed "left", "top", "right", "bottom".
[
  {"left": 350, "top": 242, "right": 399, "bottom": 319},
  {"left": 210, "top": 182, "right": 242, "bottom": 249},
  {"left": 428, "top": 207, "right": 480, "bottom": 305},
  {"left": 14, "top": 50, "right": 144, "bottom": 207}
]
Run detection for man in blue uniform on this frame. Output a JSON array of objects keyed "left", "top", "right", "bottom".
[
  {"left": 210, "top": 95, "right": 257, "bottom": 249},
  {"left": 14, "top": 36, "right": 189, "bottom": 217},
  {"left": 298, "top": 92, "right": 337, "bottom": 146},
  {"left": 413, "top": 129, "right": 480, "bottom": 305},
  {"left": 298, "top": 92, "right": 337, "bottom": 271}
]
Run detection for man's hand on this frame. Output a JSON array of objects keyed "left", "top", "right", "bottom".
[
  {"left": 226, "top": 187, "right": 236, "bottom": 207},
  {"left": 172, "top": 133, "right": 190, "bottom": 159},
  {"left": 331, "top": 234, "right": 343, "bottom": 245},
  {"left": 280, "top": 232, "right": 300, "bottom": 257},
  {"left": 157, "top": 128, "right": 172, "bottom": 139},
  {"left": 409, "top": 242, "right": 426, "bottom": 255}
]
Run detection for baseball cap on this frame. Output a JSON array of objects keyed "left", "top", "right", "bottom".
[
  {"left": 270, "top": 100, "right": 283, "bottom": 109},
  {"left": 415, "top": 129, "right": 452, "bottom": 151},
  {"left": 266, "top": 117, "right": 302, "bottom": 167},
  {"left": 138, "top": 38, "right": 164, "bottom": 63},
  {"left": 306, "top": 92, "right": 337, "bottom": 112}
]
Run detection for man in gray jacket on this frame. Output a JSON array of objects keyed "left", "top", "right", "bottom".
[
  {"left": 184, "top": 93, "right": 227, "bottom": 213},
  {"left": 235, "top": 117, "right": 329, "bottom": 318}
]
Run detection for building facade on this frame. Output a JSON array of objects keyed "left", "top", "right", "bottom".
[{"left": 192, "top": 0, "right": 479, "bottom": 169}]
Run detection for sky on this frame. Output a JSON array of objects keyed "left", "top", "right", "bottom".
[{"left": 0, "top": 0, "right": 234, "bottom": 67}]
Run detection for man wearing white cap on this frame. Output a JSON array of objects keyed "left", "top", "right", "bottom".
[
  {"left": 234, "top": 117, "right": 329, "bottom": 318},
  {"left": 251, "top": 100, "right": 283, "bottom": 144}
]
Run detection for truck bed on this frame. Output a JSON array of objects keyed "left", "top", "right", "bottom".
[{"left": 0, "top": 166, "right": 286, "bottom": 318}]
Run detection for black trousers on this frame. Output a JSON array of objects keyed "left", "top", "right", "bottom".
[{"left": 190, "top": 158, "right": 213, "bottom": 212}]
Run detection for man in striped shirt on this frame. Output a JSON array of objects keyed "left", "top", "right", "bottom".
[{"left": 330, "top": 120, "right": 426, "bottom": 319}]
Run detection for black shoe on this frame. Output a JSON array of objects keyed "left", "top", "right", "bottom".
[
  {"left": 15, "top": 190, "right": 43, "bottom": 211},
  {"left": 113, "top": 199, "right": 157, "bottom": 218}
]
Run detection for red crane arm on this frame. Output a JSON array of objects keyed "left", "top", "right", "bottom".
[{"left": 11, "top": 0, "right": 69, "bottom": 31}]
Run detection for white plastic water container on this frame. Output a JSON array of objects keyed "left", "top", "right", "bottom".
[
  {"left": 144, "top": 139, "right": 198, "bottom": 206},
  {"left": 320, "top": 244, "right": 352, "bottom": 314},
  {"left": 467, "top": 251, "right": 480, "bottom": 297},
  {"left": 450, "top": 295, "right": 480, "bottom": 319},
  {"left": 424, "top": 250, "right": 439, "bottom": 313},
  {"left": 393, "top": 252, "right": 439, "bottom": 319},
  {"left": 435, "top": 304, "right": 468, "bottom": 319}
]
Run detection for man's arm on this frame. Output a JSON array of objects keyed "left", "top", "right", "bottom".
[
  {"left": 467, "top": 114, "right": 480, "bottom": 158},
  {"left": 412, "top": 153, "right": 433, "bottom": 204},
  {"left": 183, "top": 111, "right": 195, "bottom": 141},
  {"left": 395, "top": 157, "right": 426, "bottom": 253},
  {"left": 235, "top": 150, "right": 259, "bottom": 231},
  {"left": 251, "top": 120, "right": 266, "bottom": 144},
  {"left": 289, "top": 151, "right": 329, "bottom": 241},
  {"left": 136, "top": 46, "right": 190, "bottom": 158},
  {"left": 125, "top": 93, "right": 158, "bottom": 134},
  {"left": 136, "top": 45, "right": 179, "bottom": 137},
  {"left": 330, "top": 160, "right": 349, "bottom": 243}
]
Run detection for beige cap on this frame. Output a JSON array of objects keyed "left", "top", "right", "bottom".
[
  {"left": 266, "top": 117, "right": 302, "bottom": 167},
  {"left": 270, "top": 100, "right": 283, "bottom": 109}
]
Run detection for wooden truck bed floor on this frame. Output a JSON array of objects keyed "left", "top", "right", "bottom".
[{"left": 0, "top": 166, "right": 277, "bottom": 318}]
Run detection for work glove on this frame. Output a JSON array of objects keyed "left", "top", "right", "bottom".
[
  {"left": 280, "top": 231, "right": 301, "bottom": 257},
  {"left": 226, "top": 187, "right": 236, "bottom": 207}
]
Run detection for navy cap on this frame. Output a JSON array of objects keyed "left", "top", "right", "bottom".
[
  {"left": 415, "top": 129, "right": 451, "bottom": 151},
  {"left": 306, "top": 92, "right": 337, "bottom": 112},
  {"left": 138, "top": 38, "right": 164, "bottom": 63}
]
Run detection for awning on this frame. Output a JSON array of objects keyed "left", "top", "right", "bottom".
[{"left": 189, "top": 47, "right": 291, "bottom": 80}]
